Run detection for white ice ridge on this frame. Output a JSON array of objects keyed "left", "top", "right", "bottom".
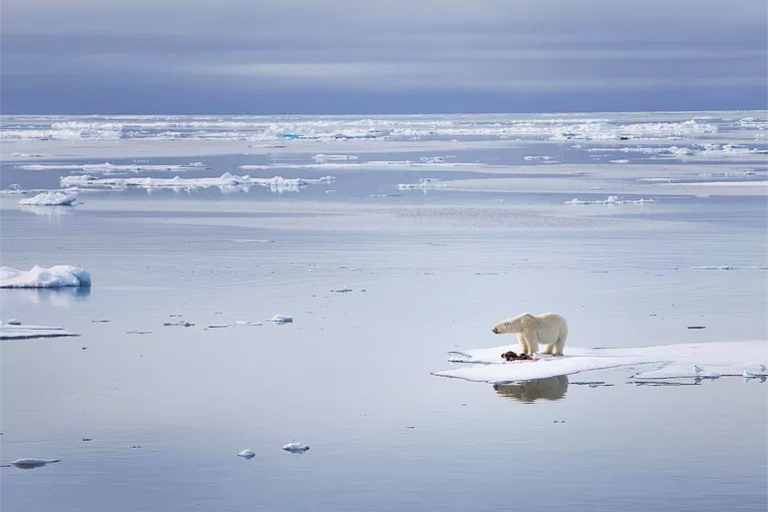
[
  {"left": 0, "top": 265, "right": 92, "bottom": 288},
  {"left": 432, "top": 340, "right": 767, "bottom": 384},
  {"left": 586, "top": 143, "right": 767, "bottom": 158},
  {"left": 564, "top": 196, "right": 656, "bottom": 205},
  {"left": 60, "top": 173, "right": 335, "bottom": 192},
  {"left": 19, "top": 162, "right": 206, "bottom": 173},
  {"left": 312, "top": 154, "right": 359, "bottom": 162},
  {"left": 239, "top": 160, "right": 477, "bottom": 171},
  {"left": 398, "top": 178, "right": 447, "bottom": 191},
  {"left": 0, "top": 322, "right": 79, "bottom": 340},
  {"left": 0, "top": 115, "right": 729, "bottom": 142},
  {"left": 18, "top": 191, "right": 78, "bottom": 206}
]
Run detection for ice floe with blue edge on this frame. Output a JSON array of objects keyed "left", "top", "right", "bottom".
[{"left": 432, "top": 340, "right": 767, "bottom": 384}]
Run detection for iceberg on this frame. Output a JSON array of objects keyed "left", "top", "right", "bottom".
[
  {"left": 18, "top": 191, "right": 78, "bottom": 206},
  {"left": 432, "top": 340, "right": 767, "bottom": 384},
  {"left": 0, "top": 265, "right": 91, "bottom": 288}
]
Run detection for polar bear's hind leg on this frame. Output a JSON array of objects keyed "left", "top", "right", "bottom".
[{"left": 553, "top": 334, "right": 566, "bottom": 356}]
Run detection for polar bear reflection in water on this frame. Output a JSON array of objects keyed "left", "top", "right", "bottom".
[{"left": 493, "top": 376, "right": 569, "bottom": 403}]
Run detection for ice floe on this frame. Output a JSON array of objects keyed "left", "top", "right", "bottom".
[
  {"left": 0, "top": 265, "right": 91, "bottom": 288},
  {"left": 9, "top": 458, "right": 61, "bottom": 469},
  {"left": 18, "top": 191, "right": 78, "bottom": 206},
  {"left": 564, "top": 196, "right": 656, "bottom": 205},
  {"left": 312, "top": 154, "right": 358, "bottom": 162},
  {"left": 270, "top": 315, "right": 293, "bottom": 324},
  {"left": 282, "top": 442, "right": 310, "bottom": 453},
  {"left": 587, "top": 143, "right": 766, "bottom": 159},
  {"left": 432, "top": 340, "right": 767, "bottom": 384},
  {"left": 19, "top": 161, "right": 206, "bottom": 174},
  {"left": 0, "top": 185, "right": 28, "bottom": 195},
  {"left": 398, "top": 178, "right": 447, "bottom": 191},
  {"left": 0, "top": 322, "right": 79, "bottom": 340},
  {"left": 237, "top": 449, "right": 255, "bottom": 459},
  {"left": 523, "top": 155, "right": 559, "bottom": 162},
  {"left": 59, "top": 173, "right": 334, "bottom": 193},
  {"left": 206, "top": 320, "right": 263, "bottom": 329}
]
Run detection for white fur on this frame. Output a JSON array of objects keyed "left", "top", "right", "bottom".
[{"left": 492, "top": 313, "right": 569, "bottom": 356}]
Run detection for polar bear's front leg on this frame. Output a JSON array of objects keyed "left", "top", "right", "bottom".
[{"left": 520, "top": 333, "right": 538, "bottom": 355}]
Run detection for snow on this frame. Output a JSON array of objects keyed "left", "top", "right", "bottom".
[
  {"left": 0, "top": 265, "right": 91, "bottom": 288},
  {"left": 282, "top": 442, "right": 310, "bottom": 453},
  {"left": 60, "top": 173, "right": 334, "bottom": 193},
  {"left": 432, "top": 340, "right": 767, "bottom": 384},
  {"left": 0, "top": 322, "right": 79, "bottom": 340},
  {"left": 564, "top": 196, "right": 656, "bottom": 205},
  {"left": 18, "top": 191, "right": 78, "bottom": 206}
]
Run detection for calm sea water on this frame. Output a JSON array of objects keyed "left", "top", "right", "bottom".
[{"left": 1, "top": 112, "right": 766, "bottom": 511}]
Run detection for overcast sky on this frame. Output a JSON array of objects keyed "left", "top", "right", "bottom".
[{"left": 1, "top": 0, "right": 766, "bottom": 114}]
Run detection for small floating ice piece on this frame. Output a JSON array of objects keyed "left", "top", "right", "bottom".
[
  {"left": 237, "top": 449, "right": 255, "bottom": 459},
  {"left": 18, "top": 191, "right": 77, "bottom": 206},
  {"left": 271, "top": 315, "right": 293, "bottom": 324},
  {"left": 0, "top": 265, "right": 91, "bottom": 288},
  {"left": 10, "top": 458, "right": 61, "bottom": 469},
  {"left": 331, "top": 288, "right": 353, "bottom": 293},
  {"left": 742, "top": 370, "right": 757, "bottom": 379},
  {"left": 282, "top": 442, "right": 310, "bottom": 453},
  {"left": 163, "top": 320, "right": 194, "bottom": 327}
]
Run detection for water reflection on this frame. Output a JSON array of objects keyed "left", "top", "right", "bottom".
[
  {"left": 493, "top": 376, "right": 569, "bottom": 403},
  {"left": 16, "top": 287, "right": 92, "bottom": 306}
]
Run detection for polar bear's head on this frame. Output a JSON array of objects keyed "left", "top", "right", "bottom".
[{"left": 492, "top": 313, "right": 534, "bottom": 334}]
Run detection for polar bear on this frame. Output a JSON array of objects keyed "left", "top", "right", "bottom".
[{"left": 492, "top": 313, "right": 568, "bottom": 356}]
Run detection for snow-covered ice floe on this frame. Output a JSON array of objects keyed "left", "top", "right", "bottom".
[
  {"left": 398, "top": 178, "right": 447, "bottom": 191},
  {"left": 0, "top": 265, "right": 91, "bottom": 288},
  {"left": 60, "top": 173, "right": 334, "bottom": 193},
  {"left": 564, "top": 196, "right": 656, "bottom": 205},
  {"left": 18, "top": 191, "right": 78, "bottom": 206},
  {"left": 282, "top": 443, "right": 310, "bottom": 453},
  {"left": 19, "top": 162, "right": 205, "bottom": 173},
  {"left": 0, "top": 322, "right": 79, "bottom": 340},
  {"left": 432, "top": 340, "right": 767, "bottom": 384},
  {"left": 8, "top": 458, "right": 61, "bottom": 469},
  {"left": 270, "top": 315, "right": 293, "bottom": 324},
  {"left": 237, "top": 449, "right": 255, "bottom": 459}
]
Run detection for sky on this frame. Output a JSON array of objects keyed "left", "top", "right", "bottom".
[{"left": 1, "top": 0, "right": 766, "bottom": 114}]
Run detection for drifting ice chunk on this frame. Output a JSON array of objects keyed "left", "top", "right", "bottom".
[
  {"left": 10, "top": 458, "right": 61, "bottom": 469},
  {"left": 18, "top": 191, "right": 77, "bottom": 206},
  {"left": 0, "top": 265, "right": 91, "bottom": 288},
  {"left": 564, "top": 196, "right": 656, "bottom": 205},
  {"left": 282, "top": 442, "right": 310, "bottom": 453},
  {"left": 271, "top": 315, "right": 293, "bottom": 324},
  {"left": 237, "top": 449, "right": 256, "bottom": 459}
]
